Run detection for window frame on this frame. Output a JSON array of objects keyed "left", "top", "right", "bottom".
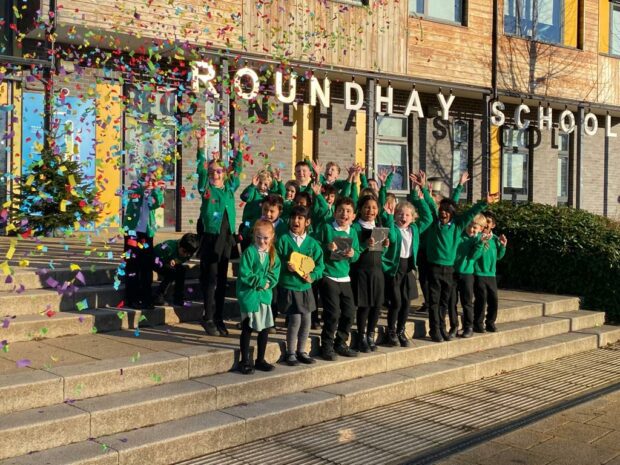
[
  {"left": 451, "top": 120, "right": 469, "bottom": 201},
  {"left": 557, "top": 132, "right": 570, "bottom": 205},
  {"left": 503, "top": 0, "right": 565, "bottom": 46},
  {"left": 501, "top": 126, "right": 530, "bottom": 203},
  {"left": 374, "top": 115, "right": 410, "bottom": 194},
  {"left": 609, "top": 3, "right": 620, "bottom": 57},
  {"left": 408, "top": 0, "right": 467, "bottom": 26}
]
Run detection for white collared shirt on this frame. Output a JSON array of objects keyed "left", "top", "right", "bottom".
[
  {"left": 290, "top": 231, "right": 307, "bottom": 247},
  {"left": 357, "top": 219, "right": 375, "bottom": 229},
  {"left": 332, "top": 221, "right": 350, "bottom": 234},
  {"left": 399, "top": 226, "right": 412, "bottom": 258}
]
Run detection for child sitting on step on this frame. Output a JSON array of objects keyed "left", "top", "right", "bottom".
[
  {"left": 276, "top": 205, "right": 324, "bottom": 366},
  {"left": 153, "top": 233, "right": 200, "bottom": 306},
  {"left": 236, "top": 220, "right": 281, "bottom": 374}
]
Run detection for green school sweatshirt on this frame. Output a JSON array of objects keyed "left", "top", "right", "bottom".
[
  {"left": 454, "top": 232, "right": 484, "bottom": 275},
  {"left": 382, "top": 188, "right": 433, "bottom": 276},
  {"left": 236, "top": 245, "right": 281, "bottom": 313},
  {"left": 316, "top": 222, "right": 360, "bottom": 279},
  {"left": 424, "top": 189, "right": 487, "bottom": 267},
  {"left": 474, "top": 234, "right": 506, "bottom": 277},
  {"left": 123, "top": 186, "right": 164, "bottom": 238},
  {"left": 276, "top": 233, "right": 325, "bottom": 291},
  {"left": 154, "top": 240, "right": 192, "bottom": 266},
  {"left": 196, "top": 148, "right": 243, "bottom": 234}
]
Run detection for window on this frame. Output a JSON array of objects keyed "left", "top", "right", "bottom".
[
  {"left": 501, "top": 127, "right": 529, "bottom": 202},
  {"left": 504, "top": 0, "right": 562, "bottom": 44},
  {"left": 375, "top": 116, "right": 409, "bottom": 192},
  {"left": 204, "top": 98, "right": 221, "bottom": 161},
  {"left": 610, "top": 4, "right": 620, "bottom": 55},
  {"left": 409, "top": 0, "right": 465, "bottom": 24},
  {"left": 557, "top": 132, "right": 569, "bottom": 205},
  {"left": 452, "top": 120, "right": 469, "bottom": 200}
]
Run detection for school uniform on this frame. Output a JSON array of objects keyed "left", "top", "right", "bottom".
[
  {"left": 449, "top": 232, "right": 484, "bottom": 333},
  {"left": 424, "top": 190, "right": 487, "bottom": 341},
  {"left": 316, "top": 221, "right": 360, "bottom": 353},
  {"left": 474, "top": 234, "right": 506, "bottom": 331},
  {"left": 277, "top": 232, "right": 324, "bottom": 354},
  {"left": 197, "top": 147, "right": 242, "bottom": 332},
  {"left": 153, "top": 239, "right": 192, "bottom": 304},
  {"left": 122, "top": 185, "right": 164, "bottom": 308},
  {"left": 382, "top": 190, "right": 433, "bottom": 337}
]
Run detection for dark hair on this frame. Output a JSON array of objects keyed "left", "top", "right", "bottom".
[
  {"left": 335, "top": 196, "right": 355, "bottom": 211},
  {"left": 294, "top": 191, "right": 313, "bottom": 206},
  {"left": 179, "top": 233, "right": 200, "bottom": 255},
  {"left": 322, "top": 184, "right": 337, "bottom": 197},
  {"left": 438, "top": 198, "right": 457, "bottom": 217},
  {"left": 357, "top": 194, "right": 378, "bottom": 213},
  {"left": 289, "top": 205, "right": 310, "bottom": 220},
  {"left": 261, "top": 193, "right": 284, "bottom": 211},
  {"left": 483, "top": 210, "right": 497, "bottom": 224},
  {"left": 294, "top": 160, "right": 310, "bottom": 170},
  {"left": 285, "top": 179, "right": 300, "bottom": 192}
]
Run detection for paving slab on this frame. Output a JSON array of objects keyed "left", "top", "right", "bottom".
[
  {"left": 0, "top": 369, "right": 63, "bottom": 415},
  {"left": 43, "top": 334, "right": 157, "bottom": 360},
  {"left": 0, "top": 340, "right": 96, "bottom": 371},
  {"left": 528, "top": 436, "right": 618, "bottom": 465},
  {"left": 0, "top": 440, "right": 118, "bottom": 465}
]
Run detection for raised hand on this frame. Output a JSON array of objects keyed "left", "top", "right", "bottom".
[
  {"left": 378, "top": 168, "right": 389, "bottom": 184},
  {"left": 383, "top": 201, "right": 395, "bottom": 216},
  {"left": 311, "top": 160, "right": 323, "bottom": 175},
  {"left": 272, "top": 167, "right": 282, "bottom": 181},
  {"left": 252, "top": 174, "right": 259, "bottom": 186},
  {"left": 499, "top": 234, "right": 508, "bottom": 247},
  {"left": 311, "top": 182, "right": 322, "bottom": 196},
  {"left": 459, "top": 171, "right": 470, "bottom": 186},
  {"left": 486, "top": 192, "right": 500, "bottom": 204}
]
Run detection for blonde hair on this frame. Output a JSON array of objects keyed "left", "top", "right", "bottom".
[
  {"left": 395, "top": 201, "right": 418, "bottom": 219},
  {"left": 359, "top": 187, "right": 377, "bottom": 199},
  {"left": 257, "top": 169, "right": 273, "bottom": 183},
  {"left": 253, "top": 219, "right": 277, "bottom": 269},
  {"left": 472, "top": 213, "right": 487, "bottom": 228}
]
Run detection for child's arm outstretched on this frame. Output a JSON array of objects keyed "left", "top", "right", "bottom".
[
  {"left": 226, "top": 137, "right": 244, "bottom": 192},
  {"left": 410, "top": 170, "right": 434, "bottom": 233},
  {"left": 451, "top": 171, "right": 469, "bottom": 202},
  {"left": 377, "top": 165, "right": 394, "bottom": 207},
  {"left": 497, "top": 234, "right": 508, "bottom": 260},
  {"left": 196, "top": 134, "right": 208, "bottom": 195}
]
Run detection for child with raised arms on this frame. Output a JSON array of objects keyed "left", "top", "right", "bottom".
[
  {"left": 277, "top": 205, "right": 325, "bottom": 365},
  {"left": 351, "top": 194, "right": 391, "bottom": 352},
  {"left": 382, "top": 172, "right": 433, "bottom": 346},
  {"left": 316, "top": 197, "right": 360, "bottom": 360},
  {"left": 236, "top": 220, "right": 281, "bottom": 374},
  {"left": 473, "top": 211, "right": 508, "bottom": 333},
  {"left": 449, "top": 214, "right": 487, "bottom": 338}
]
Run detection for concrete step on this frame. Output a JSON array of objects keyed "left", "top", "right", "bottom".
[
  {"left": 1, "top": 330, "right": 613, "bottom": 465},
  {"left": 0, "top": 313, "right": 95, "bottom": 343}
]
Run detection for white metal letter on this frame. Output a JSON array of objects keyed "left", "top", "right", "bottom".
[
  {"left": 191, "top": 61, "right": 220, "bottom": 98},
  {"left": 437, "top": 92, "right": 455, "bottom": 121},
  {"left": 344, "top": 81, "right": 364, "bottom": 111},
  {"left": 538, "top": 105, "right": 553, "bottom": 130},
  {"left": 375, "top": 85, "right": 394, "bottom": 115},
  {"left": 559, "top": 109, "right": 576, "bottom": 133},
  {"left": 275, "top": 71, "right": 296, "bottom": 104},
  {"left": 233, "top": 67, "right": 260, "bottom": 100},
  {"left": 310, "top": 76, "right": 331, "bottom": 108},
  {"left": 404, "top": 89, "right": 424, "bottom": 118},
  {"left": 490, "top": 101, "right": 505, "bottom": 126},
  {"left": 583, "top": 112, "right": 598, "bottom": 136},
  {"left": 606, "top": 114, "right": 617, "bottom": 138},
  {"left": 515, "top": 104, "right": 530, "bottom": 129}
]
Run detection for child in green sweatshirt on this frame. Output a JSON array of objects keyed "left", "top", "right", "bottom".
[
  {"left": 276, "top": 205, "right": 325, "bottom": 366},
  {"left": 474, "top": 211, "right": 508, "bottom": 333},
  {"left": 316, "top": 197, "right": 360, "bottom": 360}
]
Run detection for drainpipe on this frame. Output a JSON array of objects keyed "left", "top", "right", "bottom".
[{"left": 576, "top": 105, "right": 584, "bottom": 209}]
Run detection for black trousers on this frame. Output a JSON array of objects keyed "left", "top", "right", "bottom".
[
  {"left": 357, "top": 306, "right": 380, "bottom": 336},
  {"left": 155, "top": 264, "right": 186, "bottom": 302},
  {"left": 417, "top": 248, "right": 431, "bottom": 310},
  {"left": 200, "top": 234, "right": 230, "bottom": 323},
  {"left": 320, "top": 278, "right": 356, "bottom": 348},
  {"left": 387, "top": 258, "right": 416, "bottom": 333},
  {"left": 124, "top": 233, "right": 154, "bottom": 306},
  {"left": 311, "top": 279, "right": 322, "bottom": 325},
  {"left": 474, "top": 276, "right": 499, "bottom": 328},
  {"left": 428, "top": 264, "right": 454, "bottom": 338},
  {"left": 449, "top": 273, "right": 475, "bottom": 330}
]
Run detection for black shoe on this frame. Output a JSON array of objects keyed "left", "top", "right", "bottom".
[
  {"left": 485, "top": 323, "right": 497, "bottom": 333},
  {"left": 321, "top": 344, "right": 337, "bottom": 361},
  {"left": 141, "top": 301, "right": 155, "bottom": 310},
  {"left": 357, "top": 334, "right": 370, "bottom": 353},
  {"left": 200, "top": 320, "right": 219, "bottom": 336},
  {"left": 285, "top": 353, "right": 299, "bottom": 366},
  {"left": 296, "top": 351, "right": 315, "bottom": 364},
  {"left": 335, "top": 344, "right": 359, "bottom": 357},
  {"left": 448, "top": 328, "right": 458, "bottom": 339},
  {"left": 153, "top": 294, "right": 166, "bottom": 306},
  {"left": 172, "top": 299, "right": 184, "bottom": 307},
  {"left": 367, "top": 333, "right": 377, "bottom": 352},
  {"left": 239, "top": 361, "right": 254, "bottom": 375},
  {"left": 461, "top": 328, "right": 474, "bottom": 338},
  {"left": 430, "top": 333, "right": 444, "bottom": 343},
  {"left": 255, "top": 359, "right": 275, "bottom": 372},
  {"left": 125, "top": 300, "right": 141, "bottom": 309},
  {"left": 397, "top": 331, "right": 411, "bottom": 347},
  {"left": 215, "top": 320, "right": 229, "bottom": 336},
  {"left": 384, "top": 330, "right": 399, "bottom": 347},
  {"left": 473, "top": 325, "right": 486, "bottom": 333},
  {"left": 440, "top": 330, "right": 453, "bottom": 341}
]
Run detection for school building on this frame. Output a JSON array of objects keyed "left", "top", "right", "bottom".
[{"left": 1, "top": 0, "right": 620, "bottom": 233}]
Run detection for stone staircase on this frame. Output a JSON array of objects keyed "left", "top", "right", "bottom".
[{"left": 0, "top": 254, "right": 618, "bottom": 465}]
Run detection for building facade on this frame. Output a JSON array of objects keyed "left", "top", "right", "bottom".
[{"left": 1, "top": 0, "right": 620, "bottom": 232}]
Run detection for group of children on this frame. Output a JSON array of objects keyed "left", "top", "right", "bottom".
[{"left": 122, "top": 137, "right": 507, "bottom": 375}]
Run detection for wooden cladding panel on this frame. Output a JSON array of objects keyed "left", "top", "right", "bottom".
[
  {"left": 50, "top": 0, "right": 241, "bottom": 49},
  {"left": 406, "top": 0, "right": 492, "bottom": 88},
  {"left": 242, "top": 0, "right": 407, "bottom": 74}
]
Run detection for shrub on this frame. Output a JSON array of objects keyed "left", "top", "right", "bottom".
[{"left": 488, "top": 202, "right": 620, "bottom": 323}]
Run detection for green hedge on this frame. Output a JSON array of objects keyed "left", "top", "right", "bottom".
[{"left": 487, "top": 202, "right": 620, "bottom": 323}]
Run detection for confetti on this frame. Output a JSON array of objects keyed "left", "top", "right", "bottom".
[
  {"left": 76, "top": 299, "right": 89, "bottom": 311},
  {"left": 16, "top": 359, "right": 32, "bottom": 368}
]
